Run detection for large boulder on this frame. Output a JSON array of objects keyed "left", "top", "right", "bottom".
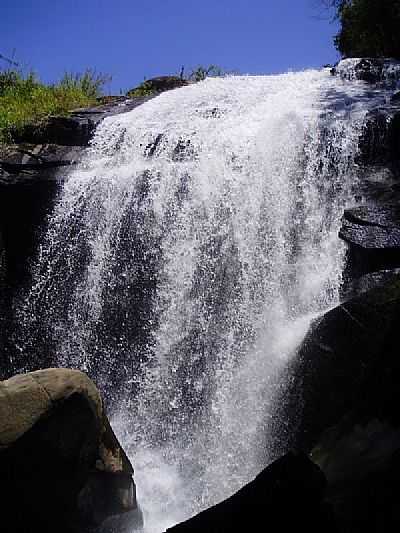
[
  {"left": 167, "top": 452, "right": 335, "bottom": 533},
  {"left": 127, "top": 76, "right": 189, "bottom": 97},
  {"left": 0, "top": 368, "right": 139, "bottom": 533}
]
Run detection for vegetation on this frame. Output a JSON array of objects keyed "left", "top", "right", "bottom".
[
  {"left": 186, "top": 65, "right": 226, "bottom": 82},
  {"left": 329, "top": 0, "right": 400, "bottom": 58},
  {"left": 0, "top": 68, "right": 110, "bottom": 143},
  {"left": 126, "top": 79, "right": 156, "bottom": 98}
]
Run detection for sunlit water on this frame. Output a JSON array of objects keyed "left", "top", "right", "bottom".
[{"left": 16, "top": 70, "right": 385, "bottom": 532}]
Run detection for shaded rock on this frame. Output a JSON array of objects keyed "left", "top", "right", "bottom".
[
  {"left": 167, "top": 452, "right": 335, "bottom": 533},
  {"left": 311, "top": 365, "right": 400, "bottom": 532},
  {"left": 341, "top": 268, "right": 400, "bottom": 300},
  {"left": 357, "top": 105, "right": 400, "bottom": 171},
  {"left": 0, "top": 368, "right": 137, "bottom": 533},
  {"left": 0, "top": 143, "right": 83, "bottom": 183},
  {"left": 339, "top": 203, "right": 400, "bottom": 277},
  {"left": 391, "top": 91, "right": 400, "bottom": 102},
  {"left": 0, "top": 156, "right": 61, "bottom": 293},
  {"left": 127, "top": 76, "right": 188, "bottom": 97}
]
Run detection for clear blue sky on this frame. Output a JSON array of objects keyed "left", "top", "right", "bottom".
[{"left": 1, "top": 0, "right": 339, "bottom": 94}]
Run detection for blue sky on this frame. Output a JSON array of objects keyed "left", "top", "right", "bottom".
[{"left": 1, "top": 0, "right": 339, "bottom": 94}]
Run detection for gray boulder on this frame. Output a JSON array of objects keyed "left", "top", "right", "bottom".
[{"left": 0, "top": 368, "right": 139, "bottom": 533}]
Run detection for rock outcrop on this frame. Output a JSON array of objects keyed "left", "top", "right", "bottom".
[
  {"left": 0, "top": 368, "right": 139, "bottom": 533},
  {"left": 332, "top": 58, "right": 400, "bottom": 282},
  {"left": 332, "top": 58, "right": 400, "bottom": 86}
]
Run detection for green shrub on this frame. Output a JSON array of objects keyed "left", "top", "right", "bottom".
[
  {"left": 58, "top": 69, "right": 111, "bottom": 99},
  {"left": 187, "top": 65, "right": 226, "bottom": 82},
  {"left": 333, "top": 0, "right": 400, "bottom": 58}
]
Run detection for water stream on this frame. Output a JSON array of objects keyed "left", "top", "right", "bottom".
[{"left": 17, "top": 69, "right": 382, "bottom": 532}]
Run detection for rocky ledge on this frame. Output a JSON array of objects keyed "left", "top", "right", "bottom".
[
  {"left": 332, "top": 57, "right": 400, "bottom": 87},
  {"left": 0, "top": 368, "right": 141, "bottom": 533}
]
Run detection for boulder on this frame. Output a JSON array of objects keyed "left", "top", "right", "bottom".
[
  {"left": 0, "top": 368, "right": 138, "bottom": 533},
  {"left": 167, "top": 452, "right": 335, "bottom": 533},
  {"left": 127, "top": 76, "right": 189, "bottom": 97}
]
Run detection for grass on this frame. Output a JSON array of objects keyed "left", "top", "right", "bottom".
[
  {"left": 126, "top": 80, "right": 156, "bottom": 98},
  {"left": 0, "top": 69, "right": 111, "bottom": 143}
]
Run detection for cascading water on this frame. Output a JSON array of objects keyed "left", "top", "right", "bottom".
[{"left": 16, "top": 69, "right": 381, "bottom": 532}]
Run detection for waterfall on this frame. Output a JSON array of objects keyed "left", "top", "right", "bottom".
[{"left": 17, "top": 70, "right": 379, "bottom": 532}]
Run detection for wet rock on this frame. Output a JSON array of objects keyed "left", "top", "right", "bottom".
[
  {"left": 357, "top": 106, "right": 400, "bottom": 171},
  {"left": 0, "top": 368, "right": 137, "bottom": 533},
  {"left": 341, "top": 268, "right": 400, "bottom": 300},
  {"left": 339, "top": 203, "right": 400, "bottom": 277},
  {"left": 332, "top": 58, "right": 400, "bottom": 87},
  {"left": 0, "top": 143, "right": 83, "bottom": 182},
  {"left": 167, "top": 452, "right": 335, "bottom": 533}
]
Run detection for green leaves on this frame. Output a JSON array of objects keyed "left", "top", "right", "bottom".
[{"left": 334, "top": 0, "right": 400, "bottom": 58}]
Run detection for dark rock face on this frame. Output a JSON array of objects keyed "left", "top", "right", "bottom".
[
  {"left": 167, "top": 452, "right": 335, "bottom": 533},
  {"left": 340, "top": 267, "right": 400, "bottom": 300},
  {"left": 0, "top": 369, "right": 139, "bottom": 533},
  {"left": 339, "top": 203, "right": 400, "bottom": 277},
  {"left": 312, "top": 416, "right": 400, "bottom": 533}
]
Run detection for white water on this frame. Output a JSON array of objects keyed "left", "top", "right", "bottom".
[{"left": 18, "top": 70, "right": 382, "bottom": 532}]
